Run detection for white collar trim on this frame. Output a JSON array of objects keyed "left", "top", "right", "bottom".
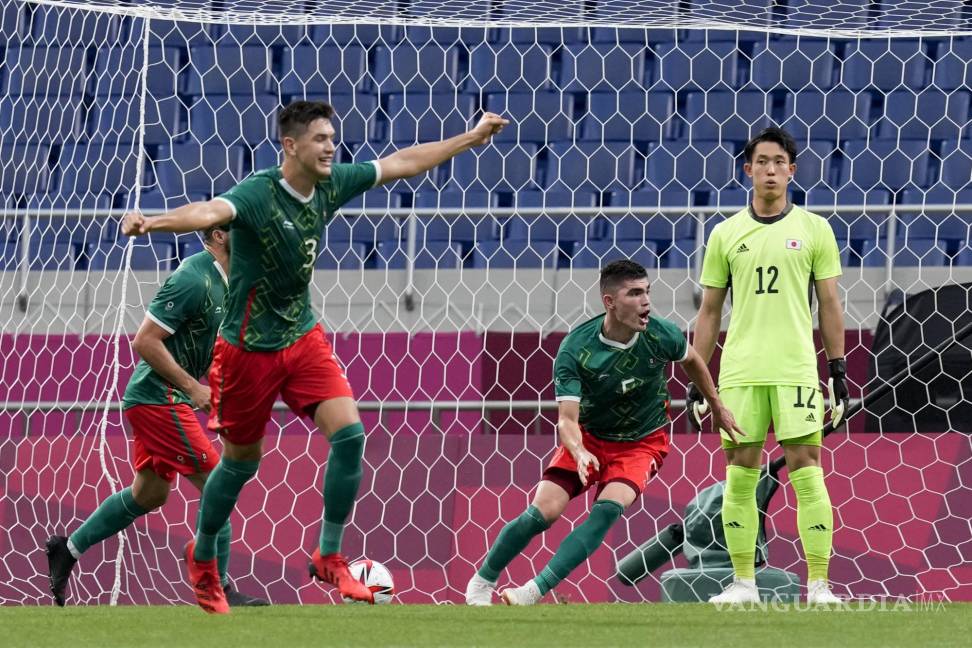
[
  {"left": 599, "top": 330, "right": 640, "bottom": 350},
  {"left": 212, "top": 259, "right": 228, "bottom": 286},
  {"left": 279, "top": 177, "right": 315, "bottom": 203}
]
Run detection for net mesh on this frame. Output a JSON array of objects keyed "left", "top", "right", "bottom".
[{"left": 1, "top": 0, "right": 971, "bottom": 605}]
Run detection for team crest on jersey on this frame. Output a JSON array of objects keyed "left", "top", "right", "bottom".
[
  {"left": 165, "top": 301, "right": 174, "bottom": 311},
  {"left": 785, "top": 239, "right": 803, "bottom": 250}
]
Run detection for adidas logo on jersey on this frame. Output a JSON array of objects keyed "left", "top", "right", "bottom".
[
  {"left": 807, "top": 523, "right": 829, "bottom": 532},
  {"left": 725, "top": 521, "right": 744, "bottom": 529},
  {"left": 805, "top": 413, "right": 817, "bottom": 422},
  {"left": 736, "top": 243, "right": 749, "bottom": 253}
]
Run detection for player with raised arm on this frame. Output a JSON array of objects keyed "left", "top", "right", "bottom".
[
  {"left": 45, "top": 225, "right": 266, "bottom": 607},
  {"left": 688, "top": 127, "right": 848, "bottom": 605},
  {"left": 122, "top": 100, "right": 508, "bottom": 613},
  {"left": 465, "top": 260, "right": 743, "bottom": 606}
]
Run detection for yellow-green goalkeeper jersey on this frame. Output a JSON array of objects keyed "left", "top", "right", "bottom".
[
  {"left": 554, "top": 314, "right": 688, "bottom": 442},
  {"left": 214, "top": 162, "right": 380, "bottom": 351},
  {"left": 122, "top": 251, "right": 228, "bottom": 408},
  {"left": 699, "top": 203, "right": 842, "bottom": 388}
]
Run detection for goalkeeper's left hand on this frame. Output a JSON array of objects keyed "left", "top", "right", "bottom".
[{"left": 827, "top": 358, "right": 849, "bottom": 428}]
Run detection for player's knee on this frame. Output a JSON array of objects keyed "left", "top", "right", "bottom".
[
  {"left": 132, "top": 485, "right": 169, "bottom": 510},
  {"left": 530, "top": 499, "right": 564, "bottom": 525},
  {"left": 223, "top": 439, "right": 263, "bottom": 462},
  {"left": 329, "top": 422, "right": 365, "bottom": 465}
]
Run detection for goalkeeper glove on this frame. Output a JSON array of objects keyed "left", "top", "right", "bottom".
[
  {"left": 686, "top": 382, "right": 709, "bottom": 431},
  {"left": 827, "top": 358, "right": 849, "bottom": 428}
]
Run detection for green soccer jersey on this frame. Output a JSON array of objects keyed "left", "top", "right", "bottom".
[
  {"left": 699, "top": 203, "right": 842, "bottom": 388},
  {"left": 553, "top": 314, "right": 688, "bottom": 442},
  {"left": 214, "top": 162, "right": 379, "bottom": 350},
  {"left": 122, "top": 251, "right": 229, "bottom": 408}
]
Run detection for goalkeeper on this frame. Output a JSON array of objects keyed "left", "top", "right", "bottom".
[
  {"left": 688, "top": 127, "right": 847, "bottom": 605},
  {"left": 465, "top": 260, "right": 742, "bottom": 605},
  {"left": 46, "top": 225, "right": 266, "bottom": 607}
]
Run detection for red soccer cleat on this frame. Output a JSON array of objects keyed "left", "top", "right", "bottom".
[
  {"left": 308, "top": 549, "right": 375, "bottom": 604},
  {"left": 184, "top": 540, "right": 230, "bottom": 614}
]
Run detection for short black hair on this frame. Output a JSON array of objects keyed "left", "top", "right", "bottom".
[
  {"left": 600, "top": 259, "right": 648, "bottom": 294},
  {"left": 278, "top": 100, "right": 335, "bottom": 139},
  {"left": 203, "top": 223, "right": 230, "bottom": 242},
  {"left": 744, "top": 126, "right": 798, "bottom": 164}
]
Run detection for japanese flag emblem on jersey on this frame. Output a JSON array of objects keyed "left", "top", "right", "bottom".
[{"left": 786, "top": 239, "right": 803, "bottom": 250}]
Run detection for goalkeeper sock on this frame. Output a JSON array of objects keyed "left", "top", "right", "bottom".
[
  {"left": 790, "top": 466, "right": 833, "bottom": 583},
  {"left": 478, "top": 505, "right": 551, "bottom": 582},
  {"left": 533, "top": 500, "right": 624, "bottom": 595},
  {"left": 195, "top": 457, "right": 260, "bottom": 562},
  {"left": 196, "top": 507, "right": 233, "bottom": 587},
  {"left": 68, "top": 487, "right": 149, "bottom": 555},
  {"left": 722, "top": 465, "right": 761, "bottom": 581},
  {"left": 319, "top": 422, "right": 366, "bottom": 555}
]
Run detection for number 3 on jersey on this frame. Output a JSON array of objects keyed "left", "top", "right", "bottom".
[
  {"left": 302, "top": 238, "right": 317, "bottom": 271},
  {"left": 755, "top": 265, "right": 779, "bottom": 294}
]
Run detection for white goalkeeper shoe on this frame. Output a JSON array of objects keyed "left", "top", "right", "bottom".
[
  {"left": 807, "top": 579, "right": 845, "bottom": 605},
  {"left": 500, "top": 580, "right": 542, "bottom": 606},
  {"left": 464, "top": 573, "right": 495, "bottom": 606},
  {"left": 709, "top": 578, "right": 760, "bottom": 605}
]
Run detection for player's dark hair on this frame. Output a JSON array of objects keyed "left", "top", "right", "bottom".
[
  {"left": 203, "top": 223, "right": 230, "bottom": 242},
  {"left": 600, "top": 259, "right": 649, "bottom": 295},
  {"left": 744, "top": 126, "right": 798, "bottom": 164},
  {"left": 278, "top": 100, "right": 335, "bottom": 139}
]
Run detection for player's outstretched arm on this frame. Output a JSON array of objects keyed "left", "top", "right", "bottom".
[
  {"left": 121, "top": 199, "right": 235, "bottom": 237},
  {"left": 815, "top": 276, "right": 849, "bottom": 427},
  {"left": 375, "top": 112, "right": 509, "bottom": 185},
  {"left": 132, "top": 317, "right": 211, "bottom": 411},
  {"left": 680, "top": 345, "right": 745, "bottom": 443},
  {"left": 687, "top": 286, "right": 728, "bottom": 429},
  {"left": 557, "top": 400, "right": 599, "bottom": 487}
]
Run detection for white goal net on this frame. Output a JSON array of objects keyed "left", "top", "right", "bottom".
[{"left": 1, "top": 0, "right": 971, "bottom": 605}]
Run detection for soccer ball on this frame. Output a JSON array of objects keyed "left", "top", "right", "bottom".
[{"left": 343, "top": 559, "right": 395, "bottom": 604}]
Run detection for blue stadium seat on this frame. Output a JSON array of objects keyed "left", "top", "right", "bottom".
[
  {"left": 449, "top": 143, "right": 539, "bottom": 192},
  {"left": 249, "top": 142, "right": 280, "bottom": 171},
  {"left": 877, "top": 0, "right": 964, "bottom": 30},
  {"left": 413, "top": 191, "right": 499, "bottom": 244},
  {"left": 92, "top": 46, "right": 181, "bottom": 97},
  {"left": 570, "top": 239, "right": 660, "bottom": 269},
  {"left": 857, "top": 239, "right": 890, "bottom": 267},
  {"left": 876, "top": 89, "right": 971, "bottom": 140},
  {"left": 300, "top": 93, "right": 378, "bottom": 146},
  {"left": 591, "top": 28, "right": 678, "bottom": 45},
  {"left": 178, "top": 235, "right": 205, "bottom": 261},
  {"left": 645, "top": 141, "right": 736, "bottom": 193},
  {"left": 663, "top": 238, "right": 699, "bottom": 268},
  {"left": 792, "top": 141, "right": 837, "bottom": 192},
  {"left": 316, "top": 241, "right": 368, "bottom": 270},
  {"left": 0, "top": 95, "right": 83, "bottom": 143},
  {"left": 341, "top": 213, "right": 403, "bottom": 246},
  {"left": 896, "top": 211, "right": 970, "bottom": 246},
  {"left": 184, "top": 45, "right": 275, "bottom": 95},
  {"left": 353, "top": 141, "right": 441, "bottom": 193},
  {"left": 938, "top": 140, "right": 972, "bottom": 190},
  {"left": 398, "top": 23, "right": 488, "bottom": 46},
  {"left": 188, "top": 94, "right": 278, "bottom": 146},
  {"left": 899, "top": 185, "right": 972, "bottom": 205},
  {"left": 807, "top": 187, "right": 893, "bottom": 242},
  {"left": 376, "top": 240, "right": 464, "bottom": 270},
  {"left": 888, "top": 238, "right": 951, "bottom": 266},
  {"left": 0, "top": 144, "right": 51, "bottom": 196},
  {"left": 785, "top": 0, "right": 870, "bottom": 30},
  {"left": 750, "top": 37, "right": 837, "bottom": 90},
  {"left": 560, "top": 43, "right": 649, "bottom": 91},
  {"left": 132, "top": 189, "right": 209, "bottom": 212},
  {"left": 932, "top": 37, "right": 972, "bottom": 91},
  {"left": 89, "top": 95, "right": 182, "bottom": 146},
  {"left": 957, "top": 248, "right": 972, "bottom": 265},
  {"left": 485, "top": 92, "right": 573, "bottom": 143},
  {"left": 280, "top": 45, "right": 368, "bottom": 96},
  {"left": 152, "top": 143, "right": 245, "bottom": 196},
  {"left": 546, "top": 142, "right": 643, "bottom": 192},
  {"left": 0, "top": 1, "right": 28, "bottom": 42},
  {"left": 2, "top": 47, "right": 89, "bottom": 96},
  {"left": 210, "top": 23, "right": 306, "bottom": 47},
  {"left": 839, "top": 139, "right": 932, "bottom": 191},
  {"left": 145, "top": 19, "right": 220, "bottom": 47},
  {"left": 27, "top": 194, "right": 112, "bottom": 215},
  {"left": 839, "top": 40, "right": 929, "bottom": 92},
  {"left": 466, "top": 42, "right": 552, "bottom": 92},
  {"left": 372, "top": 44, "right": 461, "bottom": 93},
  {"left": 30, "top": 5, "right": 120, "bottom": 44},
  {"left": 608, "top": 188, "right": 695, "bottom": 207},
  {"left": 682, "top": 91, "right": 773, "bottom": 142},
  {"left": 307, "top": 23, "right": 400, "bottom": 46},
  {"left": 505, "top": 215, "right": 590, "bottom": 244},
  {"left": 780, "top": 91, "right": 872, "bottom": 142},
  {"left": 580, "top": 91, "right": 675, "bottom": 142},
  {"left": 512, "top": 190, "right": 599, "bottom": 209},
  {"left": 340, "top": 190, "right": 405, "bottom": 213},
  {"left": 55, "top": 141, "right": 141, "bottom": 202},
  {"left": 471, "top": 239, "right": 559, "bottom": 268},
  {"left": 385, "top": 93, "right": 476, "bottom": 144},
  {"left": 490, "top": 26, "right": 586, "bottom": 46},
  {"left": 655, "top": 40, "right": 741, "bottom": 90},
  {"left": 88, "top": 240, "right": 178, "bottom": 271},
  {"left": 599, "top": 211, "right": 697, "bottom": 245},
  {"left": 27, "top": 240, "right": 75, "bottom": 271}
]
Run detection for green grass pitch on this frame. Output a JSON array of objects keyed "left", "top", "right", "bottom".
[{"left": 1, "top": 602, "right": 969, "bottom": 648}]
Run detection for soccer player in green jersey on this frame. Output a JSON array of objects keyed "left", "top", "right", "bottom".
[
  {"left": 465, "top": 260, "right": 743, "bottom": 605},
  {"left": 689, "top": 127, "right": 848, "bottom": 605},
  {"left": 45, "top": 225, "right": 266, "bottom": 607},
  {"left": 122, "top": 100, "right": 508, "bottom": 613}
]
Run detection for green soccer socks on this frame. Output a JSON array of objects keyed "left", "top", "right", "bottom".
[
  {"left": 194, "top": 457, "right": 260, "bottom": 562},
  {"left": 722, "top": 465, "right": 761, "bottom": 581},
  {"left": 319, "top": 422, "right": 366, "bottom": 555},
  {"left": 68, "top": 487, "right": 149, "bottom": 556},
  {"left": 790, "top": 466, "right": 833, "bottom": 583},
  {"left": 478, "top": 505, "right": 551, "bottom": 582}
]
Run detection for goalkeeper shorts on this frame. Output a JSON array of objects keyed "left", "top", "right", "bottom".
[
  {"left": 718, "top": 385, "right": 824, "bottom": 448},
  {"left": 125, "top": 403, "right": 219, "bottom": 482}
]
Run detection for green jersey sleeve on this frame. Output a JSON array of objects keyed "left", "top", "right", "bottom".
[
  {"left": 699, "top": 225, "right": 730, "bottom": 288},
  {"left": 215, "top": 175, "right": 273, "bottom": 228},
  {"left": 145, "top": 270, "right": 205, "bottom": 335},
  {"left": 553, "top": 346, "right": 582, "bottom": 402},
  {"left": 812, "top": 217, "right": 843, "bottom": 280},
  {"left": 654, "top": 317, "right": 689, "bottom": 362},
  {"left": 329, "top": 162, "right": 379, "bottom": 207}
]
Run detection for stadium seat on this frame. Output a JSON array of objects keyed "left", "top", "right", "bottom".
[
  {"left": 89, "top": 95, "right": 182, "bottom": 146},
  {"left": 839, "top": 39, "right": 929, "bottom": 91},
  {"left": 608, "top": 188, "right": 696, "bottom": 207},
  {"left": 807, "top": 187, "right": 893, "bottom": 242},
  {"left": 876, "top": 89, "right": 971, "bottom": 140},
  {"left": 2, "top": 47, "right": 89, "bottom": 96},
  {"left": 505, "top": 215, "right": 590, "bottom": 244},
  {"left": 560, "top": 43, "right": 649, "bottom": 91},
  {"left": 876, "top": 0, "right": 965, "bottom": 30},
  {"left": 385, "top": 93, "right": 476, "bottom": 144},
  {"left": 27, "top": 240, "right": 75, "bottom": 271},
  {"left": 88, "top": 240, "right": 178, "bottom": 271},
  {"left": 471, "top": 239, "right": 559, "bottom": 268},
  {"left": 682, "top": 91, "right": 773, "bottom": 142},
  {"left": 580, "top": 91, "right": 676, "bottom": 143},
  {"left": 145, "top": 19, "right": 220, "bottom": 47},
  {"left": 210, "top": 22, "right": 306, "bottom": 47},
  {"left": 0, "top": 1, "right": 28, "bottom": 42},
  {"left": 152, "top": 143, "right": 246, "bottom": 196},
  {"left": 184, "top": 45, "right": 275, "bottom": 95},
  {"left": 490, "top": 26, "right": 587, "bottom": 46},
  {"left": 188, "top": 94, "right": 278, "bottom": 147},
  {"left": 655, "top": 40, "right": 741, "bottom": 90},
  {"left": 91, "top": 46, "right": 181, "bottom": 97},
  {"left": 512, "top": 190, "right": 599, "bottom": 209},
  {"left": 372, "top": 44, "right": 461, "bottom": 93},
  {"left": 887, "top": 237, "right": 951, "bottom": 266},
  {"left": 307, "top": 23, "right": 400, "bottom": 46},
  {"left": 750, "top": 37, "right": 837, "bottom": 90},
  {"left": 599, "top": 211, "right": 697, "bottom": 246},
  {"left": 54, "top": 141, "right": 141, "bottom": 202},
  {"left": 178, "top": 235, "right": 205, "bottom": 261},
  {"left": 414, "top": 192, "right": 499, "bottom": 244},
  {"left": 449, "top": 143, "right": 539, "bottom": 192},
  {"left": 300, "top": 93, "right": 378, "bottom": 146},
  {"left": 791, "top": 141, "right": 837, "bottom": 192},
  {"left": 376, "top": 240, "right": 464, "bottom": 270},
  {"left": 465, "top": 42, "right": 552, "bottom": 92},
  {"left": 352, "top": 141, "right": 443, "bottom": 193},
  {"left": 485, "top": 92, "right": 574, "bottom": 143},
  {"left": 896, "top": 212, "right": 970, "bottom": 248},
  {"left": 785, "top": 0, "right": 870, "bottom": 30},
  {"left": 932, "top": 37, "right": 972, "bottom": 91},
  {"left": 780, "top": 90, "right": 872, "bottom": 142},
  {"left": 30, "top": 5, "right": 120, "bottom": 45},
  {"left": 570, "top": 239, "right": 660, "bottom": 269},
  {"left": 0, "top": 95, "right": 83, "bottom": 143},
  {"left": 340, "top": 190, "right": 406, "bottom": 213},
  {"left": 839, "top": 139, "right": 932, "bottom": 192},
  {"left": 645, "top": 141, "right": 736, "bottom": 193},
  {"left": 938, "top": 140, "right": 972, "bottom": 190},
  {"left": 663, "top": 238, "right": 699, "bottom": 268},
  {"left": 316, "top": 241, "right": 368, "bottom": 270},
  {"left": 27, "top": 194, "right": 112, "bottom": 215},
  {"left": 280, "top": 45, "right": 368, "bottom": 96},
  {"left": 545, "top": 142, "right": 643, "bottom": 192},
  {"left": 899, "top": 185, "right": 972, "bottom": 205},
  {"left": 131, "top": 189, "right": 209, "bottom": 212},
  {"left": 591, "top": 27, "right": 679, "bottom": 45}
]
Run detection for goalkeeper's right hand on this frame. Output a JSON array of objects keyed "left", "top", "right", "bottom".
[{"left": 686, "top": 382, "right": 709, "bottom": 431}]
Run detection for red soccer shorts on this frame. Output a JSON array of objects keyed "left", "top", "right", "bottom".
[
  {"left": 125, "top": 402, "right": 219, "bottom": 482},
  {"left": 208, "top": 324, "right": 355, "bottom": 445},
  {"left": 542, "top": 426, "right": 670, "bottom": 499}
]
